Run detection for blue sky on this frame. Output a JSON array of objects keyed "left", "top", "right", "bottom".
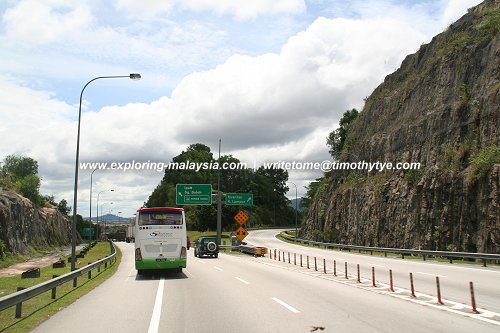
[{"left": 0, "top": 0, "right": 482, "bottom": 217}]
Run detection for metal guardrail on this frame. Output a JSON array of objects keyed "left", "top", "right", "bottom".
[
  {"left": 279, "top": 233, "right": 500, "bottom": 266},
  {"left": 246, "top": 226, "right": 296, "bottom": 231},
  {"left": 0, "top": 241, "right": 117, "bottom": 314}
]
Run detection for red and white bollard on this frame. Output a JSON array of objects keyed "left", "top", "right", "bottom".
[
  {"left": 357, "top": 264, "right": 361, "bottom": 283},
  {"left": 409, "top": 272, "right": 416, "bottom": 298},
  {"left": 294, "top": 253, "right": 296, "bottom": 265},
  {"left": 470, "top": 281, "right": 480, "bottom": 314},
  {"left": 333, "top": 260, "right": 337, "bottom": 276},
  {"left": 389, "top": 269, "right": 394, "bottom": 292},
  {"left": 300, "top": 254, "right": 303, "bottom": 267},
  {"left": 345, "top": 262, "right": 348, "bottom": 279},
  {"left": 288, "top": 252, "right": 290, "bottom": 264},
  {"left": 307, "top": 256, "right": 310, "bottom": 269},
  {"left": 314, "top": 257, "right": 317, "bottom": 271},
  {"left": 436, "top": 276, "right": 443, "bottom": 305},
  {"left": 372, "top": 267, "right": 376, "bottom": 287},
  {"left": 323, "top": 258, "right": 326, "bottom": 274}
]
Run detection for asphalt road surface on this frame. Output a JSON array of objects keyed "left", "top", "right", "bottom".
[
  {"left": 31, "top": 231, "right": 500, "bottom": 333},
  {"left": 246, "top": 229, "right": 500, "bottom": 314}
]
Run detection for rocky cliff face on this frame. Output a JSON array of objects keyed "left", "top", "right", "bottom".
[
  {"left": 0, "top": 189, "right": 72, "bottom": 255},
  {"left": 302, "top": 0, "right": 499, "bottom": 253}
]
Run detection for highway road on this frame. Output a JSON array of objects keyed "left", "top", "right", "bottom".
[
  {"left": 246, "top": 229, "right": 500, "bottom": 314},
  {"left": 32, "top": 230, "right": 499, "bottom": 333}
]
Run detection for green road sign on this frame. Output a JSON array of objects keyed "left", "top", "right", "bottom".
[
  {"left": 176, "top": 184, "right": 212, "bottom": 205},
  {"left": 83, "top": 228, "right": 94, "bottom": 237},
  {"left": 226, "top": 193, "right": 253, "bottom": 206}
]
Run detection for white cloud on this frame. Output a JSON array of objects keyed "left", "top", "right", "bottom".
[
  {"left": 0, "top": 76, "right": 76, "bottom": 162},
  {"left": 440, "top": 0, "right": 483, "bottom": 28},
  {"left": 0, "top": 0, "right": 478, "bottom": 216},
  {"left": 170, "top": 16, "right": 426, "bottom": 151},
  {"left": 114, "top": 0, "right": 305, "bottom": 20},
  {"left": 2, "top": 0, "right": 93, "bottom": 46}
]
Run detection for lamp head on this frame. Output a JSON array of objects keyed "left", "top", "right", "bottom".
[{"left": 129, "top": 73, "right": 141, "bottom": 80}]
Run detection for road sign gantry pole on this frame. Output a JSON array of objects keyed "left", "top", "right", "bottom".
[{"left": 216, "top": 139, "right": 222, "bottom": 246}]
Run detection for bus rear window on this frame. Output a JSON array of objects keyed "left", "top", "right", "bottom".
[{"left": 138, "top": 211, "right": 183, "bottom": 226}]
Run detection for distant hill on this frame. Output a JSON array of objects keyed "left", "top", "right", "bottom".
[
  {"left": 289, "top": 198, "right": 304, "bottom": 212},
  {"left": 86, "top": 213, "right": 133, "bottom": 223}
]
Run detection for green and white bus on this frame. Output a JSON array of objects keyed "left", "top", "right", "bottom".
[{"left": 134, "top": 207, "right": 187, "bottom": 274}]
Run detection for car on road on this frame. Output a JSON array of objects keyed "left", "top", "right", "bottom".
[{"left": 194, "top": 236, "right": 219, "bottom": 258}]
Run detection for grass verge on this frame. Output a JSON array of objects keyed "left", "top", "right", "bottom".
[{"left": 0, "top": 242, "right": 122, "bottom": 333}]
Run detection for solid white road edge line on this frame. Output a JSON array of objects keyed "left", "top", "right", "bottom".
[{"left": 416, "top": 272, "right": 447, "bottom": 278}]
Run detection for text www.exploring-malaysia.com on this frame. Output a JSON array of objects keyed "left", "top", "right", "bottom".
[{"left": 80, "top": 160, "right": 421, "bottom": 173}]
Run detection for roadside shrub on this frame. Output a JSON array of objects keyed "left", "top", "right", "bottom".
[{"left": 466, "top": 145, "right": 500, "bottom": 185}]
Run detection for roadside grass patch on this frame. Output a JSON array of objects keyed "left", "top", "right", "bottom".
[{"left": 0, "top": 242, "right": 121, "bottom": 333}]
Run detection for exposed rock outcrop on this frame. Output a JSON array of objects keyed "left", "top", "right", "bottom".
[
  {"left": 0, "top": 189, "right": 73, "bottom": 255},
  {"left": 301, "top": 0, "right": 499, "bottom": 253}
]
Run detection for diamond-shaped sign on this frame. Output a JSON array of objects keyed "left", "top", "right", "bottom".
[
  {"left": 234, "top": 210, "right": 249, "bottom": 225},
  {"left": 234, "top": 226, "right": 248, "bottom": 241}
]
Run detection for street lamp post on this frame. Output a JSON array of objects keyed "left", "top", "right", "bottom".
[
  {"left": 71, "top": 74, "right": 140, "bottom": 271},
  {"left": 288, "top": 181, "right": 298, "bottom": 241},
  {"left": 101, "top": 202, "right": 113, "bottom": 240},
  {"left": 96, "top": 189, "right": 114, "bottom": 239},
  {"left": 89, "top": 168, "right": 98, "bottom": 242}
]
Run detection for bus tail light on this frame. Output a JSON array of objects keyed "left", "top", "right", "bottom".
[
  {"left": 135, "top": 248, "right": 142, "bottom": 261},
  {"left": 180, "top": 246, "right": 187, "bottom": 259}
]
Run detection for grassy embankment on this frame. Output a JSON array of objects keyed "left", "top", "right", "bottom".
[{"left": 0, "top": 241, "right": 121, "bottom": 333}]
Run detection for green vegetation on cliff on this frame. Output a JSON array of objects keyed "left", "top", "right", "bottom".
[{"left": 301, "top": 0, "right": 499, "bottom": 253}]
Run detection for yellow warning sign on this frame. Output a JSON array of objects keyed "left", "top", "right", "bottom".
[
  {"left": 234, "top": 210, "right": 249, "bottom": 225},
  {"left": 234, "top": 226, "right": 249, "bottom": 241}
]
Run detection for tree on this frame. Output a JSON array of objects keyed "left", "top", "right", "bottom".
[
  {"left": 301, "top": 178, "right": 326, "bottom": 215},
  {"left": 145, "top": 143, "right": 294, "bottom": 229},
  {"left": 326, "top": 108, "right": 359, "bottom": 159},
  {"left": 19, "top": 174, "right": 41, "bottom": 204},
  {"left": 58, "top": 199, "right": 71, "bottom": 216},
  {"left": 3, "top": 155, "right": 38, "bottom": 179},
  {"left": 218, "top": 154, "right": 251, "bottom": 193}
]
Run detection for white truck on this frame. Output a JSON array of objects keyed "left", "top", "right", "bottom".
[{"left": 126, "top": 224, "right": 135, "bottom": 242}]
